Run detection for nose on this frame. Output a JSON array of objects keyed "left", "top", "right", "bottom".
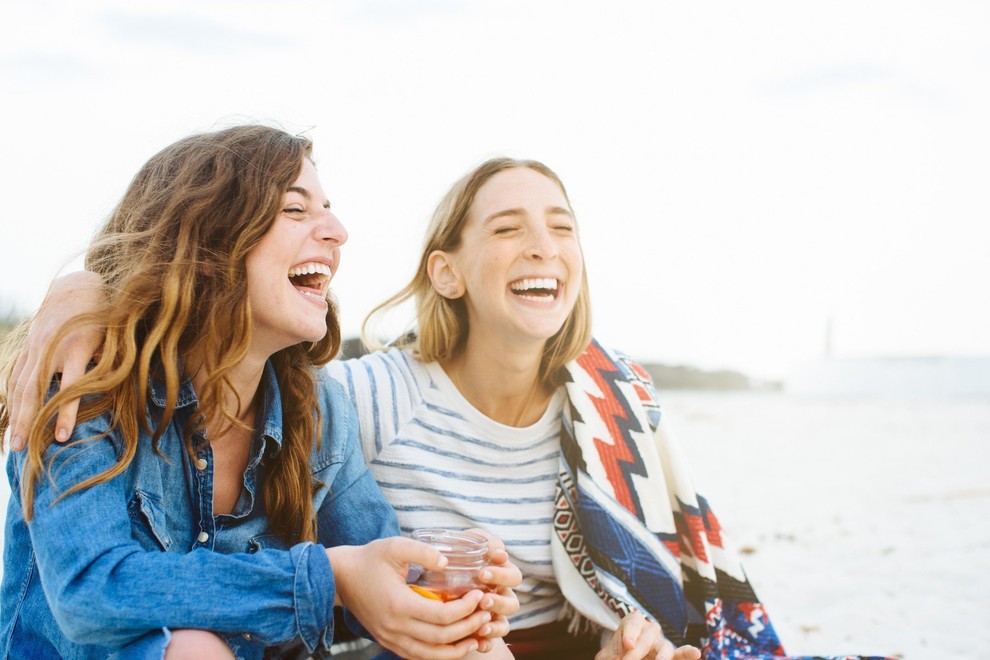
[
  {"left": 316, "top": 207, "right": 348, "bottom": 246},
  {"left": 526, "top": 225, "right": 557, "bottom": 261}
]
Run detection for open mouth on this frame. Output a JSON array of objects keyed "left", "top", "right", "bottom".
[
  {"left": 510, "top": 277, "right": 560, "bottom": 302},
  {"left": 288, "top": 262, "right": 332, "bottom": 302}
]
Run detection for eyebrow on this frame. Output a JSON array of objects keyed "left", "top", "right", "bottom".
[
  {"left": 287, "top": 185, "right": 311, "bottom": 199},
  {"left": 483, "top": 206, "right": 573, "bottom": 224}
]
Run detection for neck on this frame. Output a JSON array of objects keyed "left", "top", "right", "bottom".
[
  {"left": 186, "top": 349, "right": 268, "bottom": 436},
  {"left": 442, "top": 336, "right": 551, "bottom": 427}
]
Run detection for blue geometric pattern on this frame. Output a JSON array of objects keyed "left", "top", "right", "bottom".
[{"left": 575, "top": 486, "right": 688, "bottom": 638}]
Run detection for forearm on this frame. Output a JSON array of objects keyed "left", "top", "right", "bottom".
[
  {"left": 16, "top": 439, "right": 337, "bottom": 651},
  {"left": 37, "top": 536, "right": 336, "bottom": 648}
]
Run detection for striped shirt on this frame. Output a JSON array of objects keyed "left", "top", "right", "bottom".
[{"left": 328, "top": 348, "right": 566, "bottom": 629}]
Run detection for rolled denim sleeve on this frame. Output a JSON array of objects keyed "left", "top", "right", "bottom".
[
  {"left": 13, "top": 435, "right": 335, "bottom": 651},
  {"left": 292, "top": 539, "right": 336, "bottom": 650}
]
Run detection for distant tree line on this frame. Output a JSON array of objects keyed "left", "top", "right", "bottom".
[{"left": 639, "top": 363, "right": 774, "bottom": 391}]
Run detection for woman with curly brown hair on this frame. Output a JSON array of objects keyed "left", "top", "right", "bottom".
[{"left": 0, "top": 126, "right": 517, "bottom": 660}]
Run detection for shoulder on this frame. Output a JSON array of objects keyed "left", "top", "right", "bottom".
[
  {"left": 315, "top": 366, "right": 349, "bottom": 403},
  {"left": 311, "top": 369, "right": 357, "bottom": 468},
  {"left": 325, "top": 348, "right": 425, "bottom": 399},
  {"left": 327, "top": 347, "right": 419, "bottom": 379},
  {"left": 570, "top": 339, "right": 663, "bottom": 429},
  {"left": 572, "top": 339, "right": 656, "bottom": 386}
]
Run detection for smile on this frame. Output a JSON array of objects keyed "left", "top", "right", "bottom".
[
  {"left": 288, "top": 262, "right": 332, "bottom": 301},
  {"left": 510, "top": 277, "right": 560, "bottom": 302}
]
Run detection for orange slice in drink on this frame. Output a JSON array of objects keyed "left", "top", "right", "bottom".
[{"left": 408, "top": 584, "right": 443, "bottom": 600}]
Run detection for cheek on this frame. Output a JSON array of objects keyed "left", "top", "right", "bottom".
[
  {"left": 486, "top": 246, "right": 516, "bottom": 269},
  {"left": 462, "top": 247, "right": 504, "bottom": 282},
  {"left": 564, "top": 244, "right": 584, "bottom": 277}
]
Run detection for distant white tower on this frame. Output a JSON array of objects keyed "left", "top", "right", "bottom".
[{"left": 824, "top": 316, "right": 834, "bottom": 359}]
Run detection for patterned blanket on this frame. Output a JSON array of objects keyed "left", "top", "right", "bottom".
[{"left": 551, "top": 339, "right": 892, "bottom": 659}]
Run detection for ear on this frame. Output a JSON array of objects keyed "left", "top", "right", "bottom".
[{"left": 427, "top": 250, "right": 464, "bottom": 299}]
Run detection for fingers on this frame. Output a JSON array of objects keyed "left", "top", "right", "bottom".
[
  {"left": 468, "top": 637, "right": 513, "bottom": 658},
  {"left": 9, "top": 347, "right": 42, "bottom": 451},
  {"left": 386, "top": 600, "right": 491, "bottom": 649},
  {"left": 7, "top": 271, "right": 108, "bottom": 450},
  {"left": 595, "top": 634, "right": 622, "bottom": 660},
  {"left": 644, "top": 635, "right": 674, "bottom": 660},
  {"left": 54, "top": 357, "right": 87, "bottom": 443},
  {"left": 596, "top": 614, "right": 694, "bottom": 660},
  {"left": 480, "top": 563, "right": 521, "bottom": 591},
  {"left": 10, "top": 338, "right": 83, "bottom": 449},
  {"left": 330, "top": 539, "right": 501, "bottom": 660},
  {"left": 671, "top": 645, "right": 702, "bottom": 660},
  {"left": 479, "top": 586, "right": 519, "bottom": 618},
  {"left": 7, "top": 333, "right": 32, "bottom": 449},
  {"left": 382, "top": 632, "right": 481, "bottom": 660},
  {"left": 468, "top": 527, "right": 511, "bottom": 567},
  {"left": 609, "top": 610, "right": 667, "bottom": 660},
  {"left": 382, "top": 535, "right": 449, "bottom": 574},
  {"left": 49, "top": 326, "right": 103, "bottom": 443},
  {"left": 620, "top": 610, "right": 649, "bottom": 651},
  {"left": 474, "top": 613, "right": 509, "bottom": 640},
  {"left": 619, "top": 633, "right": 664, "bottom": 660}
]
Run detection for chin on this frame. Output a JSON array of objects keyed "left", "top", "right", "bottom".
[
  {"left": 282, "top": 320, "right": 328, "bottom": 348},
  {"left": 528, "top": 318, "right": 569, "bottom": 341},
  {"left": 299, "top": 328, "right": 328, "bottom": 345}
]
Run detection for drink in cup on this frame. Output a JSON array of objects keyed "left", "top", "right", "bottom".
[{"left": 407, "top": 529, "right": 489, "bottom": 601}]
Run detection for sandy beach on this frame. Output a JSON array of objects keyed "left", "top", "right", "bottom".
[
  {"left": 2, "top": 390, "right": 987, "bottom": 659},
  {"left": 661, "top": 390, "right": 990, "bottom": 660}
]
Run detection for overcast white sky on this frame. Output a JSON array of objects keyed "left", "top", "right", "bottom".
[{"left": 1, "top": 0, "right": 987, "bottom": 379}]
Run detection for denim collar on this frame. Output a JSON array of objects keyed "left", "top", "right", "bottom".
[{"left": 147, "top": 361, "right": 285, "bottom": 453}]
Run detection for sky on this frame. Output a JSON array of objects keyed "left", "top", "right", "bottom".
[{"left": 1, "top": 0, "right": 988, "bottom": 379}]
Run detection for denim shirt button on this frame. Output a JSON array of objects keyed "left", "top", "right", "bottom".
[
  {"left": 242, "top": 633, "right": 252, "bottom": 641},
  {"left": 195, "top": 458, "right": 208, "bottom": 470},
  {"left": 197, "top": 531, "right": 209, "bottom": 543}
]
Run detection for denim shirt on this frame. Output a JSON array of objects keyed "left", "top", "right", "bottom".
[{"left": 0, "top": 363, "right": 400, "bottom": 659}]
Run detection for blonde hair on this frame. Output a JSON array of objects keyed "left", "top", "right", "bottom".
[
  {"left": 364, "top": 158, "right": 592, "bottom": 386},
  {"left": 0, "top": 125, "right": 339, "bottom": 543}
]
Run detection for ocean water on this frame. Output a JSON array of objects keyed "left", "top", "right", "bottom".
[
  {"left": 2, "top": 391, "right": 988, "bottom": 659},
  {"left": 787, "top": 356, "right": 990, "bottom": 398}
]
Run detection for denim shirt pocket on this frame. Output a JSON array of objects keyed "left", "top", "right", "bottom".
[{"left": 127, "top": 490, "right": 173, "bottom": 551}]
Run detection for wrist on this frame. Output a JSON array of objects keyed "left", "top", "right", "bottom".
[{"left": 325, "top": 545, "right": 357, "bottom": 608}]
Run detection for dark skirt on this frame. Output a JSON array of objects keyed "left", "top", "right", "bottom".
[{"left": 505, "top": 620, "right": 601, "bottom": 659}]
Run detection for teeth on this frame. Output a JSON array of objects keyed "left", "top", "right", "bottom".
[
  {"left": 288, "top": 262, "right": 332, "bottom": 278},
  {"left": 510, "top": 277, "right": 558, "bottom": 292}
]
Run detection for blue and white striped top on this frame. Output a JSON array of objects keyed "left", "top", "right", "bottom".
[{"left": 328, "top": 348, "right": 567, "bottom": 629}]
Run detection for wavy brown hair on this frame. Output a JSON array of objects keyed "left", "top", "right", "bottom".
[
  {"left": 363, "top": 157, "right": 592, "bottom": 387},
  {"left": 0, "top": 125, "right": 340, "bottom": 543}
]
